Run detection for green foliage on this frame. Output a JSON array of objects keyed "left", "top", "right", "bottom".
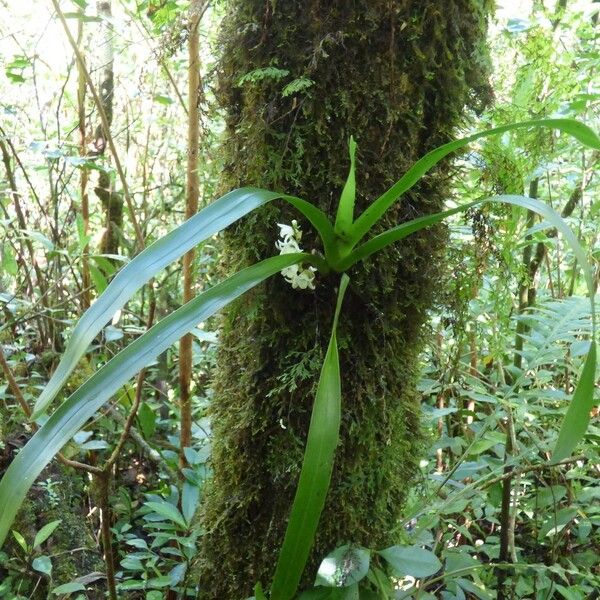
[
  {"left": 1, "top": 2, "right": 599, "bottom": 598},
  {"left": 113, "top": 486, "right": 200, "bottom": 595},
  {"left": 0, "top": 519, "right": 62, "bottom": 596},
  {"left": 238, "top": 67, "right": 291, "bottom": 86},
  {"left": 1, "top": 117, "right": 597, "bottom": 600},
  {"left": 270, "top": 276, "right": 348, "bottom": 600},
  {"left": 0, "top": 252, "right": 308, "bottom": 548}
]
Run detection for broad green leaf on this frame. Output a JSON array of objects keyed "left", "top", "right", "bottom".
[
  {"left": 145, "top": 501, "right": 187, "bottom": 529},
  {"left": 137, "top": 401, "right": 157, "bottom": 439},
  {"left": 32, "top": 555, "right": 53, "bottom": 576},
  {"left": 334, "top": 137, "right": 357, "bottom": 238},
  {"left": 1, "top": 244, "right": 18, "bottom": 276},
  {"left": 11, "top": 530, "right": 28, "bottom": 553},
  {"left": 169, "top": 563, "right": 187, "bottom": 586},
  {"left": 552, "top": 342, "right": 597, "bottom": 462},
  {"left": 52, "top": 582, "right": 86, "bottom": 595},
  {"left": 348, "top": 118, "right": 600, "bottom": 247},
  {"left": 378, "top": 545, "right": 442, "bottom": 578},
  {"left": 298, "top": 589, "right": 335, "bottom": 600},
  {"left": 88, "top": 265, "right": 108, "bottom": 294},
  {"left": 456, "top": 578, "right": 494, "bottom": 600},
  {"left": 181, "top": 482, "right": 200, "bottom": 523},
  {"left": 298, "top": 586, "right": 359, "bottom": 600},
  {"left": 315, "top": 545, "right": 370, "bottom": 587},
  {"left": 33, "top": 519, "right": 62, "bottom": 548},
  {"left": 270, "top": 275, "right": 350, "bottom": 600},
  {"left": 539, "top": 507, "right": 578, "bottom": 538},
  {"left": 23, "top": 230, "right": 54, "bottom": 251},
  {"left": 75, "top": 214, "right": 91, "bottom": 251},
  {"left": 33, "top": 188, "right": 333, "bottom": 417},
  {"left": 0, "top": 253, "right": 307, "bottom": 548},
  {"left": 183, "top": 447, "right": 203, "bottom": 465}
]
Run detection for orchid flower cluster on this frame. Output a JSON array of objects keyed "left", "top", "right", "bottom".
[{"left": 276, "top": 220, "right": 317, "bottom": 290}]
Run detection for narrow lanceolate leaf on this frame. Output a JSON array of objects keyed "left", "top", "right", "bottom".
[
  {"left": 335, "top": 200, "right": 480, "bottom": 271},
  {"left": 0, "top": 254, "right": 307, "bottom": 549},
  {"left": 33, "top": 188, "right": 333, "bottom": 417},
  {"left": 334, "top": 136, "right": 358, "bottom": 238},
  {"left": 552, "top": 341, "right": 597, "bottom": 463},
  {"left": 345, "top": 194, "right": 596, "bottom": 314},
  {"left": 347, "top": 193, "right": 597, "bottom": 463},
  {"left": 348, "top": 118, "right": 600, "bottom": 247},
  {"left": 270, "top": 274, "right": 350, "bottom": 600}
]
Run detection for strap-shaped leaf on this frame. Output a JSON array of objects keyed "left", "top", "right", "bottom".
[
  {"left": 334, "top": 136, "right": 358, "bottom": 238},
  {"left": 345, "top": 193, "right": 597, "bottom": 462},
  {"left": 0, "top": 253, "right": 307, "bottom": 548},
  {"left": 270, "top": 274, "right": 350, "bottom": 600},
  {"left": 345, "top": 194, "right": 595, "bottom": 321},
  {"left": 348, "top": 118, "right": 600, "bottom": 248},
  {"left": 33, "top": 188, "right": 333, "bottom": 417},
  {"left": 335, "top": 200, "right": 480, "bottom": 271},
  {"left": 552, "top": 341, "right": 597, "bottom": 462}
]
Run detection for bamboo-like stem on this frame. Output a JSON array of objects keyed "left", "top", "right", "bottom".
[
  {"left": 179, "top": 3, "right": 203, "bottom": 467},
  {"left": 496, "top": 406, "right": 517, "bottom": 600},
  {"left": 0, "top": 345, "right": 34, "bottom": 419}
]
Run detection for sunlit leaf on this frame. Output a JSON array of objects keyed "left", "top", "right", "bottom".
[
  {"left": 270, "top": 275, "right": 350, "bottom": 600},
  {"left": 0, "top": 254, "right": 308, "bottom": 548}
]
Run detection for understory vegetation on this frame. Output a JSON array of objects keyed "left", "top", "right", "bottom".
[{"left": 0, "top": 1, "right": 598, "bottom": 599}]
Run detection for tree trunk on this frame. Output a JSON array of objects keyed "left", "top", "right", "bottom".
[{"left": 199, "top": 1, "right": 493, "bottom": 597}]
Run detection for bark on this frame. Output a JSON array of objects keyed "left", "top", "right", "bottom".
[{"left": 199, "top": 2, "right": 493, "bottom": 596}]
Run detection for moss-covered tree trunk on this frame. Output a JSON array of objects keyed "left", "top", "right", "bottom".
[{"left": 199, "top": 1, "right": 493, "bottom": 597}]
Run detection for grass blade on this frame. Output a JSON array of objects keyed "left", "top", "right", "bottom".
[
  {"left": 33, "top": 188, "right": 332, "bottom": 417},
  {"left": 348, "top": 119, "right": 600, "bottom": 247},
  {"left": 336, "top": 200, "right": 480, "bottom": 271},
  {"left": 270, "top": 274, "right": 350, "bottom": 600},
  {"left": 0, "top": 254, "right": 307, "bottom": 549}
]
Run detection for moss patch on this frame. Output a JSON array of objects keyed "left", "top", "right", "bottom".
[{"left": 198, "top": 1, "right": 493, "bottom": 597}]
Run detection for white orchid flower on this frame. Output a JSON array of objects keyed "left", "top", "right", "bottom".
[{"left": 275, "top": 221, "right": 316, "bottom": 290}]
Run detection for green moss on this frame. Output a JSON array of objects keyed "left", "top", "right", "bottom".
[{"left": 198, "top": 1, "right": 493, "bottom": 597}]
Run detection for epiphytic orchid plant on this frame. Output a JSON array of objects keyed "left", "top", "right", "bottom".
[{"left": 0, "top": 119, "right": 598, "bottom": 600}]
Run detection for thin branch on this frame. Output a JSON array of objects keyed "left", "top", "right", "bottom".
[
  {"left": 105, "top": 286, "right": 157, "bottom": 470},
  {"left": 50, "top": 0, "right": 145, "bottom": 251},
  {"left": 0, "top": 344, "right": 102, "bottom": 475}
]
